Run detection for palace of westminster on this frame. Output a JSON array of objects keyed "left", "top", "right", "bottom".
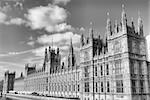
[{"left": 2, "top": 5, "right": 150, "bottom": 100}]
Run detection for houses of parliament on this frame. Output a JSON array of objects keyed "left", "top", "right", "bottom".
[{"left": 2, "top": 5, "right": 150, "bottom": 100}]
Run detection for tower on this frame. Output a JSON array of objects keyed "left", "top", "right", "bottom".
[
  {"left": 80, "top": 4, "right": 150, "bottom": 100},
  {"left": 107, "top": 5, "right": 149, "bottom": 100},
  {"left": 68, "top": 38, "right": 76, "bottom": 69},
  {"left": 3, "top": 71, "right": 15, "bottom": 93},
  {"left": 121, "top": 4, "right": 127, "bottom": 34},
  {"left": 106, "top": 12, "right": 112, "bottom": 36}
]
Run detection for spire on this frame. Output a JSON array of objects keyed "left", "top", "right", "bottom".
[
  {"left": 138, "top": 11, "right": 143, "bottom": 35},
  {"left": 121, "top": 4, "right": 127, "bottom": 33},
  {"left": 81, "top": 33, "right": 84, "bottom": 46},
  {"left": 68, "top": 38, "right": 75, "bottom": 69},
  {"left": 49, "top": 46, "right": 51, "bottom": 52},
  {"left": 114, "top": 19, "right": 118, "bottom": 33},
  {"left": 57, "top": 48, "right": 59, "bottom": 54},
  {"left": 106, "top": 12, "right": 112, "bottom": 36},
  {"left": 69, "top": 38, "right": 73, "bottom": 54},
  {"left": 131, "top": 17, "right": 135, "bottom": 33},
  {"left": 44, "top": 48, "right": 48, "bottom": 62},
  {"left": 89, "top": 21, "right": 94, "bottom": 40}
]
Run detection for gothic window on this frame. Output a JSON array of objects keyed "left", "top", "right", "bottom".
[
  {"left": 116, "top": 80, "right": 123, "bottom": 93},
  {"left": 46, "top": 86, "right": 48, "bottom": 91},
  {"left": 84, "top": 82, "right": 90, "bottom": 92},
  {"left": 95, "top": 82, "right": 98, "bottom": 92},
  {"left": 78, "top": 84, "right": 80, "bottom": 92},
  {"left": 115, "top": 60, "right": 122, "bottom": 74},
  {"left": 140, "top": 80, "right": 144, "bottom": 93},
  {"left": 95, "top": 65, "right": 98, "bottom": 76},
  {"left": 139, "top": 62, "right": 142, "bottom": 74},
  {"left": 84, "top": 66, "right": 89, "bottom": 78},
  {"left": 101, "top": 82, "right": 104, "bottom": 92},
  {"left": 132, "top": 80, "right": 136, "bottom": 93},
  {"left": 141, "top": 62, "right": 145, "bottom": 74},
  {"left": 114, "top": 40, "right": 121, "bottom": 53},
  {"left": 107, "top": 81, "right": 110, "bottom": 92},
  {"left": 101, "top": 65, "right": 103, "bottom": 76},
  {"left": 106, "top": 64, "right": 109, "bottom": 75}
]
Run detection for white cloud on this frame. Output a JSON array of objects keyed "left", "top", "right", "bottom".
[
  {"left": 5, "top": 17, "right": 26, "bottom": 25},
  {"left": 0, "top": 49, "right": 33, "bottom": 57},
  {"left": 0, "top": 12, "right": 7, "bottom": 23},
  {"left": 32, "top": 46, "right": 48, "bottom": 57},
  {"left": 37, "top": 32, "right": 81, "bottom": 45},
  {"left": 27, "top": 41, "right": 35, "bottom": 46},
  {"left": 0, "top": 11, "right": 26, "bottom": 25},
  {"left": 26, "top": 4, "right": 71, "bottom": 33},
  {"left": 53, "top": 0, "right": 71, "bottom": 5}
]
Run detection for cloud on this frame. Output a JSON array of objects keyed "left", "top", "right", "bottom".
[
  {"left": 26, "top": 4, "right": 71, "bottom": 33},
  {"left": 53, "top": 0, "right": 71, "bottom": 5},
  {"left": 37, "top": 32, "right": 81, "bottom": 45},
  {"left": 27, "top": 41, "right": 35, "bottom": 46},
  {"left": 5, "top": 17, "right": 26, "bottom": 25},
  {"left": 0, "top": 61, "right": 23, "bottom": 68},
  {"left": 31, "top": 46, "right": 47, "bottom": 57},
  {"left": 0, "top": 10, "right": 26, "bottom": 25},
  {"left": 0, "top": 11, "right": 7, "bottom": 23},
  {"left": 0, "top": 49, "right": 33, "bottom": 57}
]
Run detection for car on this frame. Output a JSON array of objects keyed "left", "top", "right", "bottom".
[{"left": 31, "top": 92, "right": 39, "bottom": 96}]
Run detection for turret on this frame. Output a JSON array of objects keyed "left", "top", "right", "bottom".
[
  {"left": 89, "top": 22, "right": 94, "bottom": 43},
  {"left": 57, "top": 48, "right": 59, "bottom": 55},
  {"left": 138, "top": 11, "right": 143, "bottom": 36},
  {"left": 68, "top": 38, "right": 76, "bottom": 69},
  {"left": 121, "top": 4, "right": 127, "bottom": 33},
  {"left": 44, "top": 48, "right": 48, "bottom": 62},
  {"left": 81, "top": 33, "right": 84, "bottom": 46},
  {"left": 131, "top": 17, "right": 135, "bottom": 33},
  {"left": 106, "top": 12, "right": 112, "bottom": 36}
]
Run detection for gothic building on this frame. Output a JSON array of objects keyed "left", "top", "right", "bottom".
[
  {"left": 5, "top": 4, "right": 150, "bottom": 100},
  {"left": 48, "top": 39, "right": 80, "bottom": 98},
  {"left": 80, "top": 5, "right": 150, "bottom": 100},
  {"left": 24, "top": 61, "right": 49, "bottom": 95},
  {"left": 3, "top": 71, "right": 15, "bottom": 94},
  {"left": 24, "top": 39, "right": 80, "bottom": 98},
  {"left": 14, "top": 73, "right": 24, "bottom": 94}
]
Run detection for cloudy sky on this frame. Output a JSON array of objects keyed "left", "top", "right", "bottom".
[{"left": 0, "top": 0, "right": 149, "bottom": 80}]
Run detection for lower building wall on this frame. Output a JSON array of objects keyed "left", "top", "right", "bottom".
[
  {"left": 14, "top": 79, "right": 24, "bottom": 93},
  {"left": 81, "top": 94, "right": 132, "bottom": 100}
]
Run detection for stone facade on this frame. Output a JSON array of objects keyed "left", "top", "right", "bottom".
[
  {"left": 6, "top": 5, "right": 150, "bottom": 100},
  {"left": 14, "top": 73, "right": 24, "bottom": 93},
  {"left": 80, "top": 5, "right": 150, "bottom": 100},
  {"left": 24, "top": 39, "right": 81, "bottom": 99},
  {"left": 48, "top": 40, "right": 81, "bottom": 98},
  {"left": 3, "top": 71, "right": 15, "bottom": 93},
  {"left": 24, "top": 64, "right": 48, "bottom": 95},
  {"left": 0, "top": 80, "right": 3, "bottom": 92}
]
